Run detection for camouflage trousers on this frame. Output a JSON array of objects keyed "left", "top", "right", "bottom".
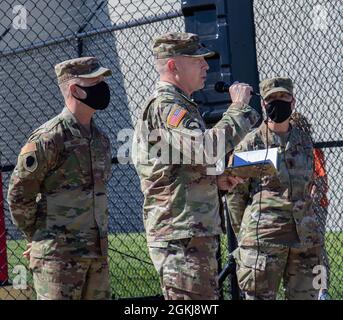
[
  {"left": 30, "top": 256, "right": 111, "bottom": 300},
  {"left": 148, "top": 236, "right": 219, "bottom": 300},
  {"left": 234, "top": 245, "right": 321, "bottom": 300}
]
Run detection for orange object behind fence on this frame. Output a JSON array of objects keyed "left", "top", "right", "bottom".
[{"left": 313, "top": 148, "right": 329, "bottom": 208}]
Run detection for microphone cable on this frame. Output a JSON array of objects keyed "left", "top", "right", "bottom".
[{"left": 253, "top": 116, "right": 269, "bottom": 298}]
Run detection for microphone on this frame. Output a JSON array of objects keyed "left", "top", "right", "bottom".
[{"left": 215, "top": 81, "right": 261, "bottom": 97}]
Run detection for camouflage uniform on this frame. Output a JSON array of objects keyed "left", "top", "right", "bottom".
[
  {"left": 226, "top": 77, "right": 322, "bottom": 300},
  {"left": 290, "top": 112, "right": 330, "bottom": 295},
  {"left": 7, "top": 57, "right": 112, "bottom": 300},
  {"left": 133, "top": 32, "right": 260, "bottom": 300}
]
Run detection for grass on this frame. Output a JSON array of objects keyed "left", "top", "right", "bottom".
[{"left": 3, "top": 232, "right": 342, "bottom": 300}]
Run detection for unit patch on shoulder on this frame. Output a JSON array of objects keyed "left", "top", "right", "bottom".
[
  {"left": 167, "top": 107, "right": 187, "bottom": 128},
  {"left": 22, "top": 152, "right": 38, "bottom": 173},
  {"left": 19, "top": 142, "right": 38, "bottom": 173}
]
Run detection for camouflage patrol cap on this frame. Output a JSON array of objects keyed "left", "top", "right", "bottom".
[
  {"left": 55, "top": 57, "right": 112, "bottom": 84},
  {"left": 152, "top": 32, "right": 215, "bottom": 59},
  {"left": 259, "top": 77, "right": 294, "bottom": 99}
]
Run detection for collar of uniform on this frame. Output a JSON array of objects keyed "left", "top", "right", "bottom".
[
  {"left": 260, "top": 121, "right": 293, "bottom": 148},
  {"left": 60, "top": 107, "right": 94, "bottom": 139},
  {"left": 156, "top": 81, "right": 197, "bottom": 107},
  {"left": 286, "top": 123, "right": 304, "bottom": 149}
]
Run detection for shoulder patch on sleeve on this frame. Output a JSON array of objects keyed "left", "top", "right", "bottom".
[
  {"left": 22, "top": 152, "right": 38, "bottom": 173},
  {"left": 184, "top": 118, "right": 204, "bottom": 130},
  {"left": 167, "top": 106, "right": 187, "bottom": 128},
  {"left": 20, "top": 142, "right": 37, "bottom": 155}
]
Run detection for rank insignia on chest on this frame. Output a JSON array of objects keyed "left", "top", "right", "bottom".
[{"left": 167, "top": 107, "right": 187, "bottom": 127}]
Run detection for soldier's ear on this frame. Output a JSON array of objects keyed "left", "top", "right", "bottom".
[
  {"left": 70, "top": 83, "right": 86, "bottom": 99},
  {"left": 167, "top": 59, "right": 177, "bottom": 73},
  {"left": 69, "top": 83, "right": 78, "bottom": 97}
]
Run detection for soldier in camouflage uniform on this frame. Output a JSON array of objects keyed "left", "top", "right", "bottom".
[
  {"left": 226, "top": 77, "right": 322, "bottom": 300},
  {"left": 7, "top": 57, "right": 113, "bottom": 300},
  {"left": 290, "top": 112, "right": 330, "bottom": 299},
  {"left": 133, "top": 32, "right": 260, "bottom": 300}
]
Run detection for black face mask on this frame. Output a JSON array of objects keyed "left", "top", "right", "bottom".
[
  {"left": 265, "top": 99, "right": 292, "bottom": 123},
  {"left": 73, "top": 81, "right": 110, "bottom": 110}
]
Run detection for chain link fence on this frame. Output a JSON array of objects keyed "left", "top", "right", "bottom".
[
  {"left": 0, "top": 0, "right": 185, "bottom": 300},
  {"left": 254, "top": 0, "right": 342, "bottom": 299},
  {"left": 0, "top": 0, "right": 342, "bottom": 300}
]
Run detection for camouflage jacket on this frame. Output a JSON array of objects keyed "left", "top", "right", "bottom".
[
  {"left": 133, "top": 81, "right": 259, "bottom": 246},
  {"left": 7, "top": 107, "right": 112, "bottom": 259},
  {"left": 226, "top": 121, "right": 322, "bottom": 248}
]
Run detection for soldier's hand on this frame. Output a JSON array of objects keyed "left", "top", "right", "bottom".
[
  {"left": 229, "top": 82, "right": 253, "bottom": 105},
  {"left": 23, "top": 243, "right": 32, "bottom": 260},
  {"left": 217, "top": 174, "right": 245, "bottom": 191}
]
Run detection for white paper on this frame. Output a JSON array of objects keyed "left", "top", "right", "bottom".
[{"left": 233, "top": 147, "right": 278, "bottom": 169}]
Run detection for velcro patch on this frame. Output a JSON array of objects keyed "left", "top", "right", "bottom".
[
  {"left": 20, "top": 142, "right": 37, "bottom": 155},
  {"left": 167, "top": 107, "right": 187, "bottom": 128},
  {"left": 185, "top": 118, "right": 202, "bottom": 130},
  {"left": 22, "top": 152, "right": 38, "bottom": 173}
]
